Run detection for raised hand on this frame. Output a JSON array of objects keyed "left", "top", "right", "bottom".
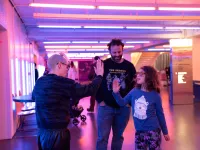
[
  {"left": 112, "top": 78, "right": 120, "bottom": 93},
  {"left": 164, "top": 134, "right": 170, "bottom": 141},
  {"left": 94, "top": 59, "right": 104, "bottom": 76}
]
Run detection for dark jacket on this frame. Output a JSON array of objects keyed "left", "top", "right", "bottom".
[{"left": 32, "top": 74, "right": 102, "bottom": 129}]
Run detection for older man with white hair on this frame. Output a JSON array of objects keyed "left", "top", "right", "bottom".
[{"left": 32, "top": 53, "right": 103, "bottom": 150}]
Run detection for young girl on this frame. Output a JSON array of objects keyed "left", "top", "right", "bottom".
[{"left": 112, "top": 66, "right": 170, "bottom": 150}]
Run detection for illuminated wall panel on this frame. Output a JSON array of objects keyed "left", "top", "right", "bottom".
[
  {"left": 15, "top": 58, "right": 20, "bottom": 96},
  {"left": 21, "top": 60, "right": 26, "bottom": 95},
  {"left": 170, "top": 39, "right": 193, "bottom": 105}
]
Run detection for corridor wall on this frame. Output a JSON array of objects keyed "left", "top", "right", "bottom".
[{"left": 0, "top": 0, "right": 37, "bottom": 139}]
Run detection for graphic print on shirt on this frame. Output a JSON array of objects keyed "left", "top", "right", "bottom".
[
  {"left": 119, "top": 72, "right": 127, "bottom": 89},
  {"left": 134, "top": 95, "right": 149, "bottom": 120},
  {"left": 106, "top": 69, "right": 127, "bottom": 91}
]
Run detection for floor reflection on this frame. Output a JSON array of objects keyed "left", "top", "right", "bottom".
[{"left": 0, "top": 88, "right": 200, "bottom": 150}]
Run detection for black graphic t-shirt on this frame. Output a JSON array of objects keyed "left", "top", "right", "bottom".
[{"left": 96, "top": 58, "right": 136, "bottom": 108}]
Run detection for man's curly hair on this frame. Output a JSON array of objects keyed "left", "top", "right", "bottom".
[{"left": 107, "top": 39, "right": 124, "bottom": 51}]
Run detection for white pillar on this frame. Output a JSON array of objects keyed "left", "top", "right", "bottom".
[
  {"left": 0, "top": 30, "right": 13, "bottom": 139},
  {"left": 170, "top": 39, "right": 193, "bottom": 105}
]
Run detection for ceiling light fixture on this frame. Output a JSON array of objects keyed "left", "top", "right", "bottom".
[
  {"left": 45, "top": 45, "right": 134, "bottom": 49},
  {"left": 84, "top": 26, "right": 124, "bottom": 29},
  {"left": 148, "top": 48, "right": 170, "bottom": 51},
  {"left": 68, "top": 46, "right": 91, "bottom": 48},
  {"left": 99, "top": 41, "right": 110, "bottom": 43},
  {"left": 126, "top": 26, "right": 163, "bottom": 29},
  {"left": 34, "top": 13, "right": 200, "bottom": 21},
  {"left": 85, "top": 49, "right": 106, "bottom": 51},
  {"left": 67, "top": 54, "right": 77, "bottom": 56},
  {"left": 98, "top": 6, "right": 155, "bottom": 10},
  {"left": 45, "top": 45, "right": 109, "bottom": 49},
  {"left": 158, "top": 7, "right": 200, "bottom": 11},
  {"left": 72, "top": 41, "right": 99, "bottom": 43},
  {"left": 69, "top": 57, "right": 93, "bottom": 59},
  {"left": 67, "top": 49, "right": 85, "bottom": 52},
  {"left": 97, "top": 52, "right": 109, "bottom": 55},
  {"left": 124, "top": 46, "right": 134, "bottom": 48},
  {"left": 165, "top": 27, "right": 200, "bottom": 29},
  {"left": 38, "top": 25, "right": 82, "bottom": 28},
  {"left": 38, "top": 24, "right": 200, "bottom": 30},
  {"left": 29, "top": 3, "right": 95, "bottom": 9},
  {"left": 67, "top": 49, "right": 86, "bottom": 51},
  {"left": 91, "top": 46, "right": 107, "bottom": 48},
  {"left": 44, "top": 41, "right": 71, "bottom": 44},
  {"left": 46, "top": 49, "right": 66, "bottom": 52},
  {"left": 126, "top": 41, "right": 150, "bottom": 43},
  {"left": 45, "top": 46, "right": 68, "bottom": 48}
]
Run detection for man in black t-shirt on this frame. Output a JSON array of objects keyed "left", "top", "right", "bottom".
[{"left": 96, "top": 39, "right": 136, "bottom": 150}]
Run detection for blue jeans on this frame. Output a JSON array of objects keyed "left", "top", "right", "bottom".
[{"left": 96, "top": 105, "right": 131, "bottom": 150}]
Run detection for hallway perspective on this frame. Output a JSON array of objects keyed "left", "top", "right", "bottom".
[{"left": 0, "top": 88, "right": 200, "bottom": 150}]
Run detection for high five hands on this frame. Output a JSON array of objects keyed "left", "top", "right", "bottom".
[
  {"left": 112, "top": 78, "right": 120, "bottom": 93},
  {"left": 94, "top": 59, "right": 104, "bottom": 77},
  {"left": 164, "top": 134, "right": 170, "bottom": 141}
]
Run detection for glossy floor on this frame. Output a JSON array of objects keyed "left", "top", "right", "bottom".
[{"left": 0, "top": 88, "right": 200, "bottom": 150}]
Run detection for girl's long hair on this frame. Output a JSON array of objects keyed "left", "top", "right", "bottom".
[{"left": 136, "top": 66, "right": 160, "bottom": 93}]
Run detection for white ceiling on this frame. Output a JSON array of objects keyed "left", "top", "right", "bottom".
[{"left": 10, "top": 0, "right": 200, "bottom": 57}]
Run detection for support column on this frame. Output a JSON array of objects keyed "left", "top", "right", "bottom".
[
  {"left": 170, "top": 39, "right": 193, "bottom": 105},
  {"left": 192, "top": 37, "right": 200, "bottom": 102},
  {"left": 0, "top": 30, "right": 13, "bottom": 139}
]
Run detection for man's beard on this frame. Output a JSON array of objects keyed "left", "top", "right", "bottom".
[{"left": 111, "top": 55, "right": 123, "bottom": 63}]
